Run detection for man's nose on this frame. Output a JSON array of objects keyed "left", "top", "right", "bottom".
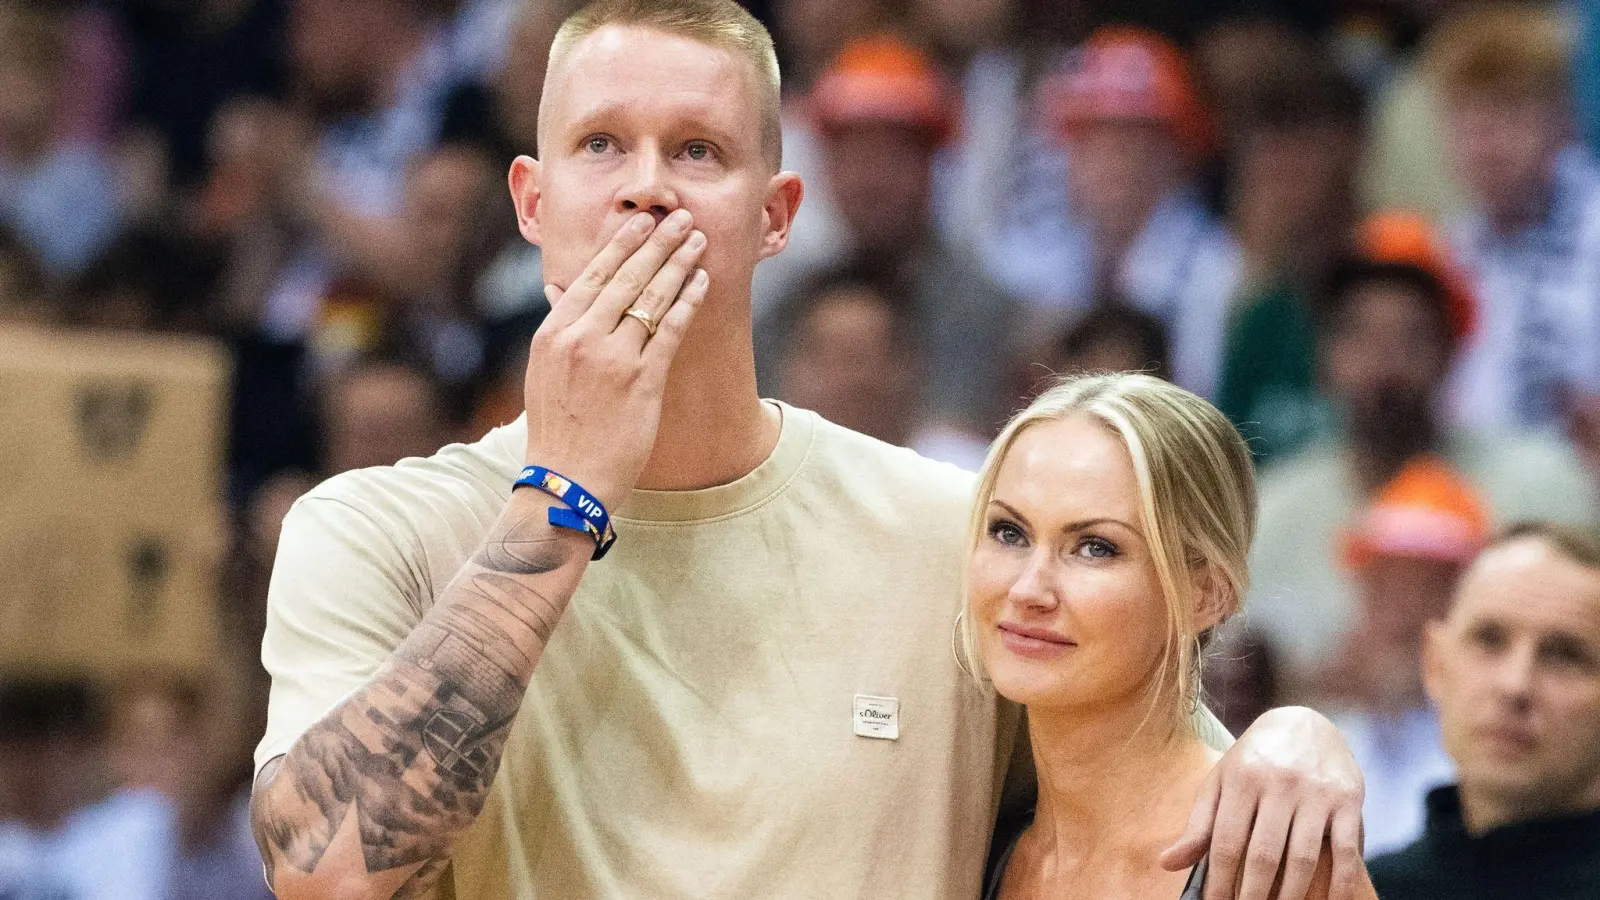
[
  {"left": 617, "top": 150, "right": 679, "bottom": 223},
  {"left": 1492, "top": 641, "right": 1538, "bottom": 707}
]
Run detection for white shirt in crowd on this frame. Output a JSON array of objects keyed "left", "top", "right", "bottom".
[
  {"left": 1446, "top": 147, "right": 1600, "bottom": 432},
  {"left": 1332, "top": 708, "right": 1455, "bottom": 859}
]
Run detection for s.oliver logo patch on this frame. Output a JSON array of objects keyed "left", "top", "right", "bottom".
[{"left": 853, "top": 694, "right": 899, "bottom": 740}]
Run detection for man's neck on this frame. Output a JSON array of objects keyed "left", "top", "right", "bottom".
[
  {"left": 635, "top": 290, "right": 779, "bottom": 492},
  {"left": 1025, "top": 696, "right": 1218, "bottom": 868},
  {"left": 1460, "top": 779, "right": 1600, "bottom": 837}
]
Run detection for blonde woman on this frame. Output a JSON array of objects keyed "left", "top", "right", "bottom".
[{"left": 972, "top": 375, "right": 1378, "bottom": 900}]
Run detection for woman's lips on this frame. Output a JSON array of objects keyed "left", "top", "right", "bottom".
[{"left": 998, "top": 622, "right": 1076, "bottom": 659}]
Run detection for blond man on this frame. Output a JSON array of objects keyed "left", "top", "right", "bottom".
[{"left": 249, "top": 2, "right": 1368, "bottom": 899}]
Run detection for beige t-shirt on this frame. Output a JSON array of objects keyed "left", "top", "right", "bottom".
[{"left": 258, "top": 403, "right": 1019, "bottom": 899}]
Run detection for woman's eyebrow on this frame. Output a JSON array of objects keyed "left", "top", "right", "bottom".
[
  {"left": 1062, "top": 516, "right": 1141, "bottom": 537},
  {"left": 989, "top": 501, "right": 1142, "bottom": 539}
]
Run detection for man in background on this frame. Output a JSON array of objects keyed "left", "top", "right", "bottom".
[
  {"left": 1427, "top": 4, "right": 1600, "bottom": 435},
  {"left": 1369, "top": 523, "right": 1600, "bottom": 898},
  {"left": 1324, "top": 458, "right": 1487, "bottom": 855},
  {"left": 1247, "top": 213, "right": 1596, "bottom": 698}
]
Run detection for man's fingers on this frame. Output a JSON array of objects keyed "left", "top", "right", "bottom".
[
  {"left": 1234, "top": 789, "right": 1294, "bottom": 900},
  {"left": 546, "top": 212, "right": 657, "bottom": 329},
  {"left": 641, "top": 268, "right": 709, "bottom": 369},
  {"left": 1161, "top": 765, "right": 1222, "bottom": 872},
  {"left": 613, "top": 229, "right": 706, "bottom": 345},
  {"left": 1327, "top": 805, "right": 1366, "bottom": 900},
  {"left": 1201, "top": 772, "right": 1258, "bottom": 900},
  {"left": 580, "top": 208, "right": 695, "bottom": 332},
  {"left": 1270, "top": 803, "right": 1330, "bottom": 900}
]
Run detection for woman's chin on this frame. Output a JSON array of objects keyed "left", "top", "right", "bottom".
[{"left": 984, "top": 657, "right": 1074, "bottom": 707}]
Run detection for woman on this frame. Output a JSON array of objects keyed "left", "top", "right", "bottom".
[{"left": 969, "top": 374, "right": 1376, "bottom": 899}]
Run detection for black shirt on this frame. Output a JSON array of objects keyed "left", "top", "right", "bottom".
[{"left": 1368, "top": 785, "right": 1600, "bottom": 899}]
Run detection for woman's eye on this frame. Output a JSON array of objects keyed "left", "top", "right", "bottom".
[
  {"left": 988, "top": 521, "right": 1026, "bottom": 547},
  {"left": 585, "top": 136, "right": 612, "bottom": 154},
  {"left": 1074, "top": 537, "right": 1118, "bottom": 560}
]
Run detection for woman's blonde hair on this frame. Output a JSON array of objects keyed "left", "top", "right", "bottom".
[{"left": 960, "top": 373, "right": 1258, "bottom": 731}]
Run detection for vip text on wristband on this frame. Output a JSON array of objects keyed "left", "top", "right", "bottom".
[{"left": 513, "top": 466, "right": 617, "bottom": 561}]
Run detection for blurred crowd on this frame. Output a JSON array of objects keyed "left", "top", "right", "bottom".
[{"left": 3, "top": 0, "right": 1600, "bottom": 895}]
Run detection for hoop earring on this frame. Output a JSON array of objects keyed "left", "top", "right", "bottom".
[
  {"left": 952, "top": 611, "right": 986, "bottom": 682},
  {"left": 1187, "top": 633, "right": 1205, "bottom": 713}
]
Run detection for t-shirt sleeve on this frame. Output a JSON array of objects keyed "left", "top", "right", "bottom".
[{"left": 253, "top": 494, "right": 425, "bottom": 775}]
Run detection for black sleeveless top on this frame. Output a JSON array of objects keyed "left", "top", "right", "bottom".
[{"left": 981, "top": 811, "right": 1208, "bottom": 900}]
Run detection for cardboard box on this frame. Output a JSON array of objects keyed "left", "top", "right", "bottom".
[{"left": 0, "top": 326, "right": 229, "bottom": 678}]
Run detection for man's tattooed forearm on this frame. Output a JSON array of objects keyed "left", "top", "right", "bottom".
[
  {"left": 473, "top": 511, "right": 569, "bottom": 575},
  {"left": 251, "top": 534, "right": 577, "bottom": 889}
]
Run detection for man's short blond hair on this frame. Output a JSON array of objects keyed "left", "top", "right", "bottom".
[
  {"left": 1424, "top": 2, "right": 1572, "bottom": 103},
  {"left": 541, "top": 0, "right": 783, "bottom": 170}
]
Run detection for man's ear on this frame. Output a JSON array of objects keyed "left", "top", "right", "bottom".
[
  {"left": 758, "top": 171, "right": 804, "bottom": 260},
  {"left": 508, "top": 154, "right": 544, "bottom": 247},
  {"left": 1421, "top": 620, "right": 1447, "bottom": 706}
]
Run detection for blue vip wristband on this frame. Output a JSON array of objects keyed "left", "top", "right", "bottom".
[{"left": 514, "top": 466, "right": 617, "bottom": 561}]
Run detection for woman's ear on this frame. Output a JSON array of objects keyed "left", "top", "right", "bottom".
[{"left": 1189, "top": 563, "right": 1234, "bottom": 633}]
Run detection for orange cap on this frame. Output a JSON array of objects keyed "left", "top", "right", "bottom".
[
  {"left": 1044, "top": 26, "right": 1214, "bottom": 161},
  {"left": 808, "top": 35, "right": 958, "bottom": 144},
  {"left": 1348, "top": 211, "right": 1477, "bottom": 343},
  {"left": 1341, "top": 456, "right": 1492, "bottom": 570}
]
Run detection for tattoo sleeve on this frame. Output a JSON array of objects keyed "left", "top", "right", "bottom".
[{"left": 251, "top": 498, "right": 587, "bottom": 899}]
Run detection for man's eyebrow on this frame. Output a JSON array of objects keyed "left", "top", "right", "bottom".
[{"left": 564, "top": 103, "right": 743, "bottom": 147}]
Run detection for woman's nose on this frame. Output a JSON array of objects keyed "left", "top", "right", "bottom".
[{"left": 1007, "top": 551, "right": 1060, "bottom": 612}]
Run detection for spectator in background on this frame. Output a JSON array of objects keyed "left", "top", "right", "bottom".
[
  {"left": 1323, "top": 458, "right": 1485, "bottom": 856},
  {"left": 755, "top": 35, "right": 1019, "bottom": 434},
  {"left": 321, "top": 357, "right": 452, "bottom": 474},
  {"left": 0, "top": 2, "right": 125, "bottom": 280},
  {"left": 1214, "top": 40, "right": 1365, "bottom": 465},
  {"left": 1247, "top": 212, "right": 1597, "bottom": 705},
  {"left": 1426, "top": 4, "right": 1600, "bottom": 435},
  {"left": 257, "top": 0, "right": 462, "bottom": 355},
  {"left": 1370, "top": 523, "right": 1600, "bottom": 898},
  {"left": 990, "top": 26, "right": 1240, "bottom": 400},
  {"left": 773, "top": 264, "right": 988, "bottom": 469},
  {"left": 1044, "top": 301, "right": 1171, "bottom": 382},
  {"left": 770, "top": 0, "right": 890, "bottom": 93},
  {"left": 0, "top": 678, "right": 169, "bottom": 900},
  {"left": 108, "top": 674, "right": 273, "bottom": 900},
  {"left": 119, "top": 0, "right": 288, "bottom": 189}
]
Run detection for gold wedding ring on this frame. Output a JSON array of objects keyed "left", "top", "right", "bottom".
[{"left": 623, "top": 306, "right": 659, "bottom": 337}]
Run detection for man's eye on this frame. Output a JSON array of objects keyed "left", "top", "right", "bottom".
[
  {"left": 1468, "top": 623, "right": 1506, "bottom": 652},
  {"left": 684, "top": 141, "right": 712, "bottom": 161},
  {"left": 585, "top": 136, "right": 612, "bottom": 154}
]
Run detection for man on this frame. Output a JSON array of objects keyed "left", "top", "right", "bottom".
[
  {"left": 753, "top": 34, "right": 1018, "bottom": 432},
  {"left": 1248, "top": 212, "right": 1596, "bottom": 698},
  {"left": 250, "top": 2, "right": 1368, "bottom": 899},
  {"left": 1324, "top": 458, "right": 1486, "bottom": 856},
  {"left": 1426, "top": 4, "right": 1600, "bottom": 434},
  {"left": 985, "top": 25, "right": 1240, "bottom": 399},
  {"left": 1369, "top": 523, "right": 1600, "bottom": 898}
]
